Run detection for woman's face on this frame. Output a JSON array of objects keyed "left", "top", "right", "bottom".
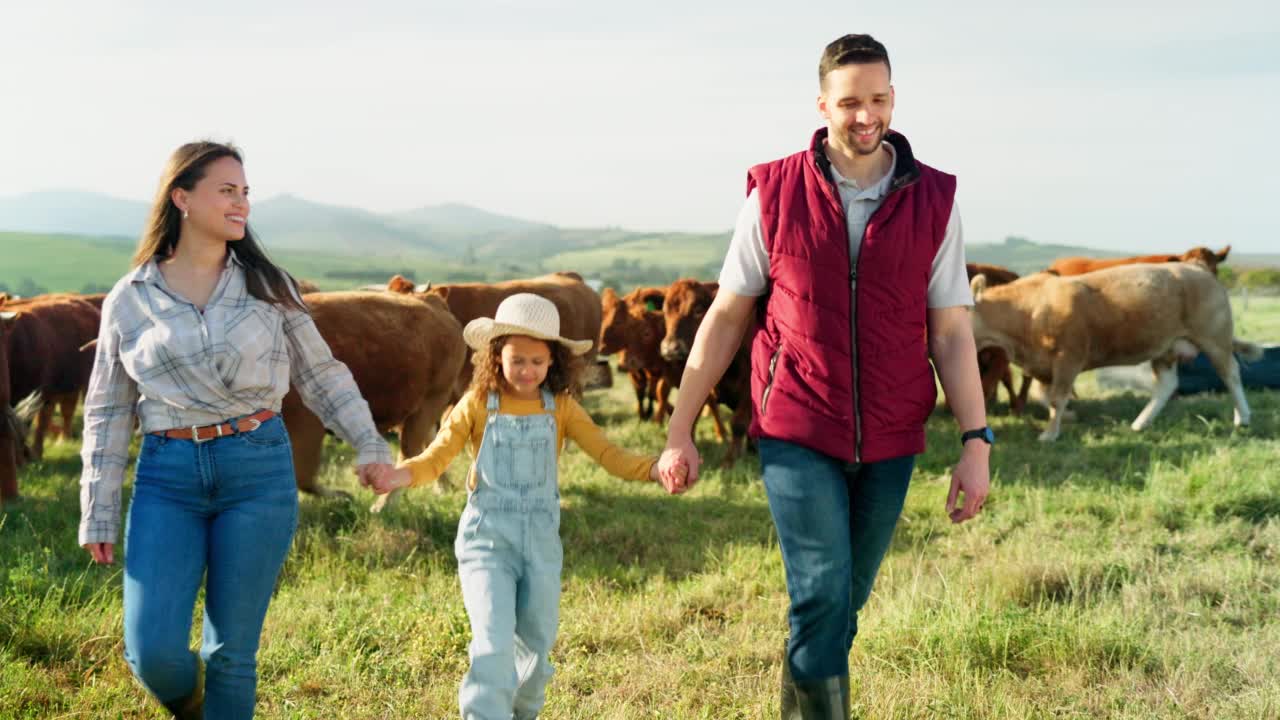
[{"left": 175, "top": 156, "right": 250, "bottom": 242}]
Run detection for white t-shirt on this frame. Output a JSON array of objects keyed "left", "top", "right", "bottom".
[{"left": 718, "top": 142, "right": 973, "bottom": 309}]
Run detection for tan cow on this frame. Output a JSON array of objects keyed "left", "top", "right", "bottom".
[
  {"left": 390, "top": 272, "right": 602, "bottom": 400},
  {"left": 282, "top": 291, "right": 465, "bottom": 508},
  {"left": 969, "top": 263, "right": 1261, "bottom": 441}
]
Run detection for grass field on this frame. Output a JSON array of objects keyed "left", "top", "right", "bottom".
[{"left": 2, "top": 342, "right": 1278, "bottom": 718}]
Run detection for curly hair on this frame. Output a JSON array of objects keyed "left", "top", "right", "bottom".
[{"left": 469, "top": 335, "right": 585, "bottom": 398}]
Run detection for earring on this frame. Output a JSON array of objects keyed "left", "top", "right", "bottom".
[{"left": 182, "top": 209, "right": 189, "bottom": 220}]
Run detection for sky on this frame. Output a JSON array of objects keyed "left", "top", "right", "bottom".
[{"left": 1, "top": 0, "right": 1278, "bottom": 252}]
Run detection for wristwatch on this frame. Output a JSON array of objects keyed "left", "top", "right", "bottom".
[{"left": 960, "top": 426, "right": 995, "bottom": 446}]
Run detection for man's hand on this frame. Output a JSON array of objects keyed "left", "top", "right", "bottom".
[
  {"left": 658, "top": 436, "right": 700, "bottom": 494},
  {"left": 946, "top": 442, "right": 990, "bottom": 523}
]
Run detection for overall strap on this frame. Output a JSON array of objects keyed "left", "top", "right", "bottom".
[
  {"left": 541, "top": 388, "right": 556, "bottom": 411},
  {"left": 486, "top": 391, "right": 500, "bottom": 418}
]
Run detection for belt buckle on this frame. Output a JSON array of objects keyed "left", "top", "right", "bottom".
[{"left": 191, "top": 424, "right": 215, "bottom": 444}]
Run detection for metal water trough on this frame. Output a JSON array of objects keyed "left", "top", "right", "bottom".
[{"left": 1177, "top": 344, "right": 1280, "bottom": 395}]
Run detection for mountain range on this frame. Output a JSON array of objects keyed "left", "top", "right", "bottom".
[{"left": 2, "top": 190, "right": 1277, "bottom": 277}]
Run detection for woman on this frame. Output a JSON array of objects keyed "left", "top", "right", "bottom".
[{"left": 79, "top": 141, "right": 392, "bottom": 719}]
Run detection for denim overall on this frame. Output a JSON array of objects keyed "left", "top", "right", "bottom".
[{"left": 456, "top": 390, "right": 563, "bottom": 720}]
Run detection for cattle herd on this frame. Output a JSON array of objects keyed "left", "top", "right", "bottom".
[{"left": 0, "top": 244, "right": 1265, "bottom": 507}]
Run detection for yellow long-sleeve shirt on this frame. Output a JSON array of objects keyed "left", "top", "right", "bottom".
[{"left": 402, "top": 389, "right": 657, "bottom": 489}]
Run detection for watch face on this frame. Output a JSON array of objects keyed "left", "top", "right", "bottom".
[{"left": 983, "top": 427, "right": 995, "bottom": 444}]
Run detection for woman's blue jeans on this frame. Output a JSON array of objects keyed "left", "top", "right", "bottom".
[
  {"left": 759, "top": 437, "right": 915, "bottom": 682},
  {"left": 122, "top": 416, "right": 299, "bottom": 719}
]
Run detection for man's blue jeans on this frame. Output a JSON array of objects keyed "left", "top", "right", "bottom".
[
  {"left": 759, "top": 437, "right": 915, "bottom": 681},
  {"left": 122, "top": 416, "right": 299, "bottom": 719}
]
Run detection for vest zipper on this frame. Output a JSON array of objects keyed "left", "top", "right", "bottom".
[
  {"left": 850, "top": 264, "right": 862, "bottom": 464},
  {"left": 760, "top": 344, "right": 783, "bottom": 415}
]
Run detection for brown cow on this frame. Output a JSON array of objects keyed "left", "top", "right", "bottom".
[
  {"left": 963, "top": 263, "right": 1024, "bottom": 414},
  {"left": 282, "top": 291, "right": 466, "bottom": 508},
  {"left": 3, "top": 295, "right": 102, "bottom": 458},
  {"left": 600, "top": 287, "right": 673, "bottom": 420},
  {"left": 1046, "top": 246, "right": 1230, "bottom": 277},
  {"left": 386, "top": 275, "right": 417, "bottom": 294},
  {"left": 970, "top": 263, "right": 1261, "bottom": 441},
  {"left": 659, "top": 279, "right": 754, "bottom": 465},
  {"left": 0, "top": 311, "right": 18, "bottom": 503},
  {"left": 393, "top": 272, "right": 602, "bottom": 401}
]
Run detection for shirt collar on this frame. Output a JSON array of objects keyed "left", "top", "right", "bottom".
[
  {"left": 825, "top": 141, "right": 897, "bottom": 199},
  {"left": 129, "top": 247, "right": 241, "bottom": 286}
]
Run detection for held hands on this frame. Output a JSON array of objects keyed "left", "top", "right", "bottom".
[
  {"left": 657, "top": 435, "right": 700, "bottom": 495},
  {"left": 359, "top": 463, "right": 412, "bottom": 495}
]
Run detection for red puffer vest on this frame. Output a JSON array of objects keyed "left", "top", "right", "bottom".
[{"left": 747, "top": 128, "right": 955, "bottom": 463}]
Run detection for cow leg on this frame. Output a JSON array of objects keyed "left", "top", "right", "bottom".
[
  {"left": 1131, "top": 359, "right": 1179, "bottom": 431},
  {"left": 1039, "top": 362, "right": 1080, "bottom": 442},
  {"left": 0, "top": 435, "right": 17, "bottom": 502},
  {"left": 1012, "top": 374, "right": 1033, "bottom": 416},
  {"left": 32, "top": 401, "right": 55, "bottom": 460},
  {"left": 1202, "top": 346, "right": 1251, "bottom": 427},
  {"left": 999, "top": 366, "right": 1017, "bottom": 415},
  {"left": 629, "top": 370, "right": 649, "bottom": 420},
  {"left": 57, "top": 393, "right": 79, "bottom": 440},
  {"left": 720, "top": 403, "right": 751, "bottom": 468},
  {"left": 652, "top": 376, "right": 673, "bottom": 424},
  {"left": 705, "top": 394, "right": 728, "bottom": 443}
]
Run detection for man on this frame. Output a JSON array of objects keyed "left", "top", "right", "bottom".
[{"left": 657, "top": 34, "right": 992, "bottom": 718}]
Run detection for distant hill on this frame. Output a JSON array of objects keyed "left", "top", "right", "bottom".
[
  {"left": 0, "top": 191, "right": 146, "bottom": 238},
  {"left": 387, "top": 202, "right": 552, "bottom": 234},
  {"left": 248, "top": 194, "right": 445, "bottom": 258},
  {"left": 2, "top": 191, "right": 1275, "bottom": 286}
]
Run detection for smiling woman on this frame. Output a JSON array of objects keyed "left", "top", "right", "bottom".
[{"left": 78, "top": 140, "right": 394, "bottom": 719}]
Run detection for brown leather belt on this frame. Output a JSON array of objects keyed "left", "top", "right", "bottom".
[{"left": 152, "top": 409, "right": 277, "bottom": 443}]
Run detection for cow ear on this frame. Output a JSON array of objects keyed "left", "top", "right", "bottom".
[
  {"left": 602, "top": 287, "right": 618, "bottom": 303},
  {"left": 970, "top": 274, "right": 988, "bottom": 299},
  {"left": 1217, "top": 245, "right": 1231, "bottom": 262}
]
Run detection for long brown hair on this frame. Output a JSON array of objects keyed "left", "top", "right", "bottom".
[
  {"left": 469, "top": 335, "right": 584, "bottom": 398},
  {"left": 132, "top": 141, "right": 305, "bottom": 312}
]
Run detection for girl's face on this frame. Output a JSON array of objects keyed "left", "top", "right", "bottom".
[{"left": 500, "top": 335, "right": 553, "bottom": 399}]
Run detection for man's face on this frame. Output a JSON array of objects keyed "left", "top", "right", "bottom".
[{"left": 818, "top": 62, "right": 894, "bottom": 156}]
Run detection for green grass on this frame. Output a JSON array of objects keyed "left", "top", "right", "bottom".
[{"left": 2, "top": 363, "right": 1278, "bottom": 718}]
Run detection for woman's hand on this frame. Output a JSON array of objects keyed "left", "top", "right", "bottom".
[{"left": 84, "top": 543, "right": 114, "bottom": 564}]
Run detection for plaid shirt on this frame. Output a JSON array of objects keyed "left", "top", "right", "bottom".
[{"left": 79, "top": 251, "right": 392, "bottom": 545}]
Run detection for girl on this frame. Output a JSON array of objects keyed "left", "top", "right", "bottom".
[
  {"left": 80, "top": 141, "right": 393, "bottom": 719},
  {"left": 372, "top": 292, "right": 673, "bottom": 720}
]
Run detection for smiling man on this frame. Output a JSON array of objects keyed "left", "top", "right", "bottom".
[{"left": 658, "top": 34, "right": 992, "bottom": 717}]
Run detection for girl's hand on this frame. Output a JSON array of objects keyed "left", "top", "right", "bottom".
[
  {"left": 651, "top": 457, "right": 687, "bottom": 487},
  {"left": 372, "top": 467, "right": 412, "bottom": 495},
  {"left": 84, "top": 543, "right": 114, "bottom": 564}
]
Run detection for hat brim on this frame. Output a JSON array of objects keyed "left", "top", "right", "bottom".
[{"left": 462, "top": 319, "right": 594, "bottom": 356}]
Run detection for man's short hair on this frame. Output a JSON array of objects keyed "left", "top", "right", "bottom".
[{"left": 819, "top": 34, "right": 891, "bottom": 88}]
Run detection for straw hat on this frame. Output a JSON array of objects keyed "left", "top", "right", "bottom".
[{"left": 462, "top": 293, "right": 593, "bottom": 355}]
